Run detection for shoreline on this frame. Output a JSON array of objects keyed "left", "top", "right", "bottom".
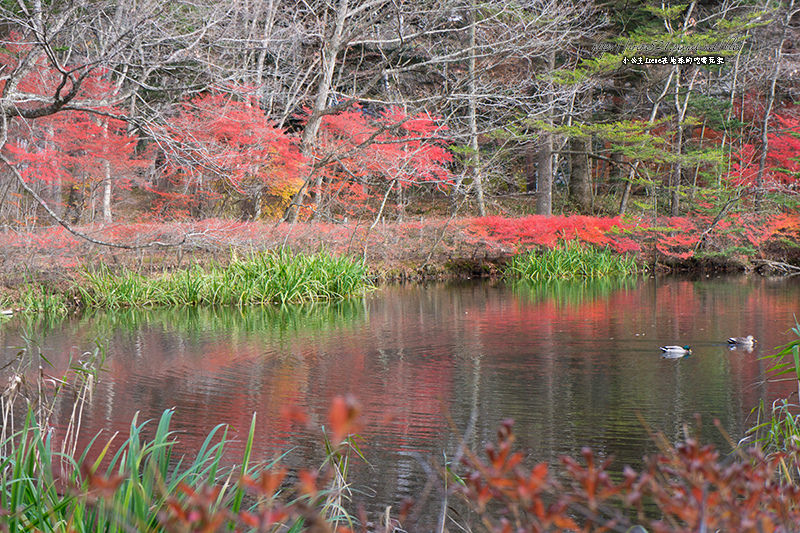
[
  {"left": 1, "top": 247, "right": 795, "bottom": 290},
  {"left": 1, "top": 246, "right": 797, "bottom": 315},
  {"left": 1, "top": 215, "right": 799, "bottom": 307}
]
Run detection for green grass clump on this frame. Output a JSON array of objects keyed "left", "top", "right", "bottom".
[
  {"left": 0, "top": 408, "right": 318, "bottom": 532},
  {"left": 748, "top": 320, "right": 800, "bottom": 481},
  {"left": 76, "top": 249, "right": 370, "bottom": 309},
  {"left": 13, "top": 286, "right": 70, "bottom": 317},
  {"left": 0, "top": 348, "right": 359, "bottom": 532},
  {"left": 505, "top": 242, "right": 640, "bottom": 281}
]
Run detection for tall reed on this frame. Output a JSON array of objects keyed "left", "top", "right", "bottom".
[
  {"left": 505, "top": 242, "right": 640, "bottom": 281},
  {"left": 2, "top": 408, "right": 249, "bottom": 532},
  {"left": 14, "top": 285, "right": 70, "bottom": 316},
  {"left": 747, "top": 319, "right": 800, "bottom": 481},
  {"left": 0, "top": 344, "right": 104, "bottom": 463},
  {"left": 0, "top": 407, "right": 360, "bottom": 532}
]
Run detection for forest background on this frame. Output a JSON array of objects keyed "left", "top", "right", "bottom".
[{"left": 1, "top": 0, "right": 800, "bottom": 279}]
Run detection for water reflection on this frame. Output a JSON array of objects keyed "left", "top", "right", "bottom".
[
  {"left": 1, "top": 276, "right": 798, "bottom": 528},
  {"left": 510, "top": 276, "right": 639, "bottom": 304}
]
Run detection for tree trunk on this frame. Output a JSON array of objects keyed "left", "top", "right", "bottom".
[
  {"left": 618, "top": 167, "right": 634, "bottom": 215},
  {"left": 254, "top": 0, "right": 277, "bottom": 87},
  {"left": 671, "top": 66, "right": 699, "bottom": 217},
  {"left": 535, "top": 132, "right": 552, "bottom": 215},
  {"left": 535, "top": 50, "right": 556, "bottom": 216},
  {"left": 569, "top": 136, "right": 591, "bottom": 213},
  {"left": 468, "top": 0, "right": 485, "bottom": 216},
  {"left": 670, "top": 123, "right": 682, "bottom": 216},
  {"left": 103, "top": 160, "right": 112, "bottom": 223},
  {"left": 525, "top": 143, "right": 537, "bottom": 194},
  {"left": 285, "top": 0, "right": 349, "bottom": 222},
  {"left": 102, "top": 120, "right": 113, "bottom": 223},
  {"left": 756, "top": 0, "right": 794, "bottom": 209},
  {"left": 301, "top": 0, "right": 348, "bottom": 149},
  {"left": 608, "top": 87, "right": 625, "bottom": 192}
]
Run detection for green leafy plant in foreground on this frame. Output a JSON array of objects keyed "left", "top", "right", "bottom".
[
  {"left": 0, "top": 340, "right": 367, "bottom": 532},
  {"left": 0, "top": 398, "right": 364, "bottom": 532}
]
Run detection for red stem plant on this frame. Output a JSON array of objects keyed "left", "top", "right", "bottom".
[{"left": 457, "top": 419, "right": 800, "bottom": 532}]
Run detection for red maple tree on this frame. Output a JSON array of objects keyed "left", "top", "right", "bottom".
[
  {"left": 0, "top": 35, "right": 145, "bottom": 223},
  {"left": 156, "top": 89, "right": 307, "bottom": 219},
  {"left": 312, "top": 104, "right": 453, "bottom": 218}
]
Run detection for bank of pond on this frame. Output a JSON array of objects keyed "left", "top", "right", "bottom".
[{"left": 1, "top": 246, "right": 647, "bottom": 316}]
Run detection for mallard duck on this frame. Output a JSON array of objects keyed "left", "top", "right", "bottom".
[
  {"left": 728, "top": 335, "right": 756, "bottom": 347},
  {"left": 660, "top": 345, "right": 692, "bottom": 356}
]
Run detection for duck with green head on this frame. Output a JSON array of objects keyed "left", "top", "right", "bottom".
[{"left": 660, "top": 345, "right": 692, "bottom": 357}]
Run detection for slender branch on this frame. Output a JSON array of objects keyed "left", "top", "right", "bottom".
[
  {"left": 693, "top": 189, "right": 749, "bottom": 251},
  {"left": 751, "top": 259, "right": 800, "bottom": 276}
]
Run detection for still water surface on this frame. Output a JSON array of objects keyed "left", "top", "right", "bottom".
[{"left": 2, "top": 276, "right": 799, "bottom": 527}]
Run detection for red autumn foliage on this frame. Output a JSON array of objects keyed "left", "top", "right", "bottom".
[
  {"left": 328, "top": 394, "right": 362, "bottom": 445},
  {"left": 729, "top": 113, "right": 800, "bottom": 192},
  {"left": 0, "top": 36, "right": 146, "bottom": 216},
  {"left": 318, "top": 105, "right": 452, "bottom": 186},
  {"left": 313, "top": 104, "right": 453, "bottom": 216},
  {"left": 459, "top": 420, "right": 800, "bottom": 532},
  {"left": 463, "top": 211, "right": 800, "bottom": 262},
  {"left": 2, "top": 211, "right": 799, "bottom": 272},
  {"left": 152, "top": 88, "right": 306, "bottom": 217},
  {"left": 464, "top": 215, "right": 643, "bottom": 253}
]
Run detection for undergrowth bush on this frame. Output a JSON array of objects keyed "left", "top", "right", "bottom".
[{"left": 455, "top": 420, "right": 800, "bottom": 532}]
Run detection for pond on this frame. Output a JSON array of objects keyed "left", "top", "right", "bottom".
[{"left": 2, "top": 275, "right": 799, "bottom": 528}]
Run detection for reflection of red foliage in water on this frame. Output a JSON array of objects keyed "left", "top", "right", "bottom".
[{"left": 39, "top": 279, "right": 800, "bottom": 486}]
